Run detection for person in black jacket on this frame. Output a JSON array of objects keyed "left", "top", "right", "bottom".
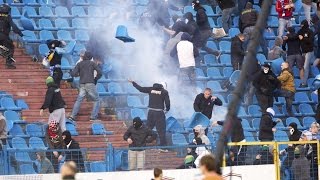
[
  {"left": 46, "top": 39, "right": 66, "bottom": 87},
  {"left": 217, "top": 0, "right": 235, "bottom": 33},
  {"left": 0, "top": 4, "right": 23, "bottom": 69},
  {"left": 253, "top": 145, "right": 274, "bottom": 165},
  {"left": 68, "top": 51, "right": 102, "bottom": 122},
  {"left": 283, "top": 27, "right": 304, "bottom": 84},
  {"left": 40, "top": 76, "right": 66, "bottom": 132},
  {"left": 258, "top": 108, "right": 281, "bottom": 141},
  {"left": 128, "top": 80, "right": 170, "bottom": 150},
  {"left": 192, "top": 1, "right": 221, "bottom": 57},
  {"left": 123, "top": 117, "right": 157, "bottom": 170},
  {"left": 156, "top": 0, "right": 181, "bottom": 28},
  {"left": 62, "top": 130, "right": 85, "bottom": 172},
  {"left": 231, "top": 33, "right": 245, "bottom": 70},
  {"left": 298, "top": 19, "right": 314, "bottom": 88},
  {"left": 288, "top": 122, "right": 302, "bottom": 141},
  {"left": 253, "top": 62, "right": 280, "bottom": 112},
  {"left": 193, "top": 88, "right": 223, "bottom": 120}
]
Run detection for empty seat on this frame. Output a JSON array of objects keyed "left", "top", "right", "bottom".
[
  {"left": 206, "top": 81, "right": 227, "bottom": 93},
  {"left": 4, "top": 110, "right": 23, "bottom": 123},
  {"left": 248, "top": 105, "right": 262, "bottom": 117},
  {"left": 130, "top": 108, "right": 147, "bottom": 120},
  {"left": 207, "top": 67, "right": 224, "bottom": 80},
  {"left": 55, "top": 18, "right": 73, "bottom": 30},
  {"left": 172, "top": 133, "right": 188, "bottom": 146},
  {"left": 286, "top": 117, "right": 303, "bottom": 129},
  {"left": 9, "top": 124, "right": 27, "bottom": 137},
  {"left": 1, "top": 97, "right": 21, "bottom": 110},
  {"left": 26, "top": 124, "right": 43, "bottom": 137},
  {"left": 73, "top": 0, "right": 89, "bottom": 5},
  {"left": 97, "top": 83, "right": 110, "bottom": 96},
  {"left": 91, "top": 123, "right": 113, "bottom": 135},
  {"left": 75, "top": 30, "right": 89, "bottom": 42},
  {"left": 274, "top": 130, "right": 289, "bottom": 141},
  {"left": 22, "top": 7, "right": 41, "bottom": 18},
  {"left": 40, "top": 30, "right": 55, "bottom": 42},
  {"left": 57, "top": 30, "right": 73, "bottom": 41},
  {"left": 294, "top": 92, "right": 312, "bottom": 104},
  {"left": 55, "top": 6, "right": 73, "bottom": 18},
  {"left": 72, "top": 18, "right": 87, "bottom": 29},
  {"left": 66, "top": 123, "right": 79, "bottom": 136},
  {"left": 219, "top": 41, "right": 231, "bottom": 53},
  {"left": 22, "top": 30, "right": 39, "bottom": 43},
  {"left": 252, "top": 118, "right": 260, "bottom": 131},
  {"left": 241, "top": 119, "right": 254, "bottom": 131},
  {"left": 238, "top": 106, "right": 249, "bottom": 118},
  {"left": 108, "top": 82, "right": 125, "bottom": 95},
  {"left": 71, "top": 6, "right": 88, "bottom": 17},
  {"left": 12, "top": 137, "right": 29, "bottom": 149},
  {"left": 61, "top": 57, "right": 73, "bottom": 70},
  {"left": 228, "top": 28, "right": 240, "bottom": 38},
  {"left": 88, "top": 7, "right": 104, "bottom": 17},
  {"left": 206, "top": 41, "right": 218, "bottom": 51},
  {"left": 282, "top": 105, "right": 301, "bottom": 116},
  {"left": 184, "top": 112, "right": 210, "bottom": 129},
  {"left": 299, "top": 103, "right": 315, "bottom": 116},
  {"left": 220, "top": 54, "right": 232, "bottom": 66},
  {"left": 38, "top": 43, "right": 50, "bottom": 56},
  {"left": 19, "top": 164, "right": 36, "bottom": 174},
  {"left": 39, "top": 18, "right": 56, "bottom": 30},
  {"left": 39, "top": 6, "right": 55, "bottom": 17},
  {"left": 195, "top": 68, "right": 209, "bottom": 80},
  {"left": 90, "top": 161, "right": 106, "bottom": 172},
  {"left": 29, "top": 137, "right": 47, "bottom": 149},
  {"left": 223, "top": 67, "right": 233, "bottom": 78},
  {"left": 127, "top": 96, "right": 144, "bottom": 108},
  {"left": 302, "top": 117, "right": 316, "bottom": 129},
  {"left": 203, "top": 54, "right": 219, "bottom": 66},
  {"left": 244, "top": 131, "right": 255, "bottom": 142},
  {"left": 11, "top": 7, "right": 21, "bottom": 18}
]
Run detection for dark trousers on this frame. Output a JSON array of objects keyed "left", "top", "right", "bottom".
[
  {"left": 199, "top": 30, "right": 220, "bottom": 56},
  {"left": 274, "top": 89, "right": 294, "bottom": 113},
  {"left": 256, "top": 91, "right": 274, "bottom": 113},
  {"left": 53, "top": 67, "right": 63, "bottom": 87},
  {"left": 147, "top": 110, "right": 167, "bottom": 146},
  {"left": 0, "top": 37, "right": 14, "bottom": 65},
  {"left": 178, "top": 67, "right": 196, "bottom": 87}
]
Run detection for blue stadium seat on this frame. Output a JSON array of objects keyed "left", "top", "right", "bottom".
[
  {"left": 207, "top": 67, "right": 224, "bottom": 80},
  {"left": 294, "top": 79, "right": 310, "bottom": 91},
  {"left": 20, "top": 16, "right": 39, "bottom": 31},
  {"left": 39, "top": 18, "right": 56, "bottom": 31},
  {"left": 203, "top": 5, "right": 215, "bottom": 16},
  {"left": 61, "top": 57, "right": 73, "bottom": 70},
  {"left": 56, "top": 40, "right": 76, "bottom": 55},
  {"left": 4, "top": 110, "right": 23, "bottom": 123},
  {"left": 267, "top": 16, "right": 279, "bottom": 28},
  {"left": 97, "top": 83, "right": 110, "bottom": 96},
  {"left": 229, "top": 70, "right": 241, "bottom": 87},
  {"left": 75, "top": 30, "right": 90, "bottom": 42},
  {"left": 72, "top": 18, "right": 87, "bottom": 29},
  {"left": 108, "top": 82, "right": 125, "bottom": 95},
  {"left": 183, "top": 6, "right": 196, "bottom": 16},
  {"left": 115, "top": 25, "right": 135, "bottom": 42},
  {"left": 26, "top": 124, "right": 43, "bottom": 137},
  {"left": 55, "top": 18, "right": 73, "bottom": 30},
  {"left": 24, "top": 0, "right": 39, "bottom": 5},
  {"left": 256, "top": 54, "right": 266, "bottom": 64},
  {"left": 219, "top": 41, "right": 231, "bottom": 53},
  {"left": 19, "top": 164, "right": 36, "bottom": 174},
  {"left": 244, "top": 131, "right": 255, "bottom": 142},
  {"left": 272, "top": 105, "right": 285, "bottom": 117},
  {"left": 11, "top": 7, "right": 21, "bottom": 18},
  {"left": 206, "top": 41, "right": 218, "bottom": 51},
  {"left": 302, "top": 117, "right": 316, "bottom": 129},
  {"left": 73, "top": 43, "right": 86, "bottom": 55},
  {"left": 228, "top": 28, "right": 240, "bottom": 38},
  {"left": 71, "top": 6, "right": 88, "bottom": 17},
  {"left": 38, "top": 43, "right": 49, "bottom": 56},
  {"left": 252, "top": 118, "right": 260, "bottom": 131},
  {"left": 207, "top": 133, "right": 215, "bottom": 144},
  {"left": 92, "top": 123, "right": 113, "bottom": 135},
  {"left": 55, "top": 6, "right": 73, "bottom": 18},
  {"left": 172, "top": 133, "right": 188, "bottom": 146},
  {"left": 206, "top": 81, "right": 227, "bottom": 93},
  {"left": 248, "top": 105, "right": 262, "bottom": 117},
  {"left": 66, "top": 122, "right": 79, "bottom": 136},
  {"left": 22, "top": 30, "right": 39, "bottom": 43},
  {"left": 292, "top": 67, "right": 300, "bottom": 78},
  {"left": 88, "top": 7, "right": 104, "bottom": 17},
  {"left": 294, "top": 92, "right": 312, "bottom": 104},
  {"left": 238, "top": 106, "right": 249, "bottom": 118},
  {"left": 22, "top": 7, "right": 41, "bottom": 18},
  {"left": 223, "top": 67, "right": 233, "bottom": 78},
  {"left": 282, "top": 104, "right": 301, "bottom": 116},
  {"left": 286, "top": 117, "right": 303, "bottom": 129},
  {"left": 241, "top": 119, "right": 254, "bottom": 131},
  {"left": 195, "top": 68, "right": 209, "bottom": 80},
  {"left": 39, "top": 30, "right": 55, "bottom": 42},
  {"left": 134, "top": 0, "right": 149, "bottom": 5},
  {"left": 90, "top": 161, "right": 106, "bottom": 172},
  {"left": 131, "top": 108, "right": 147, "bottom": 120},
  {"left": 39, "top": 0, "right": 55, "bottom": 6},
  {"left": 72, "top": 0, "right": 89, "bottom": 5},
  {"left": 299, "top": 103, "right": 315, "bottom": 116},
  {"left": 188, "top": 133, "right": 194, "bottom": 143},
  {"left": 12, "top": 137, "right": 29, "bottom": 149},
  {"left": 215, "top": 6, "right": 222, "bottom": 14},
  {"left": 185, "top": 112, "right": 210, "bottom": 129},
  {"left": 311, "top": 66, "right": 319, "bottom": 78},
  {"left": 9, "top": 124, "right": 27, "bottom": 137},
  {"left": 127, "top": 96, "right": 145, "bottom": 108},
  {"left": 232, "top": 16, "right": 239, "bottom": 27},
  {"left": 264, "top": 29, "right": 276, "bottom": 40},
  {"left": 1, "top": 97, "right": 21, "bottom": 110},
  {"left": 40, "top": 6, "right": 55, "bottom": 17},
  {"left": 29, "top": 137, "right": 47, "bottom": 150},
  {"left": 220, "top": 54, "right": 232, "bottom": 66},
  {"left": 203, "top": 54, "right": 219, "bottom": 67},
  {"left": 15, "top": 151, "right": 32, "bottom": 162},
  {"left": 167, "top": 117, "right": 186, "bottom": 133},
  {"left": 57, "top": 30, "right": 73, "bottom": 41},
  {"left": 274, "top": 130, "right": 289, "bottom": 141},
  {"left": 208, "top": 17, "right": 217, "bottom": 28}
]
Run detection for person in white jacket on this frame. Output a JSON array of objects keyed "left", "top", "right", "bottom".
[{"left": 170, "top": 32, "right": 199, "bottom": 86}]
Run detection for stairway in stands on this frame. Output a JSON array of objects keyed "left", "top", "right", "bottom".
[{"left": 0, "top": 44, "right": 183, "bottom": 168}]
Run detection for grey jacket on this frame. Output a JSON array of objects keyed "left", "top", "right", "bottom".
[
  {"left": 71, "top": 59, "right": 102, "bottom": 84},
  {"left": 37, "top": 152, "right": 55, "bottom": 174},
  {"left": 291, "top": 146, "right": 311, "bottom": 180},
  {"left": 0, "top": 114, "right": 7, "bottom": 140}
]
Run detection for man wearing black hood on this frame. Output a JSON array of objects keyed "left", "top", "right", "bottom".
[
  {"left": 216, "top": 0, "right": 235, "bottom": 33},
  {"left": 288, "top": 122, "right": 302, "bottom": 141},
  {"left": 298, "top": 19, "right": 314, "bottom": 88},
  {"left": 253, "top": 62, "right": 280, "bottom": 112},
  {"left": 123, "top": 117, "right": 157, "bottom": 170},
  {"left": 62, "top": 130, "right": 85, "bottom": 172},
  {"left": 128, "top": 80, "right": 170, "bottom": 151},
  {"left": 258, "top": 108, "right": 281, "bottom": 141},
  {"left": 192, "top": 1, "right": 221, "bottom": 57},
  {"left": 40, "top": 76, "right": 66, "bottom": 132},
  {"left": 231, "top": 33, "right": 245, "bottom": 70},
  {"left": 68, "top": 51, "right": 102, "bottom": 122}
]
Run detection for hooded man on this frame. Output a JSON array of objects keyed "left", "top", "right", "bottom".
[
  {"left": 216, "top": 0, "right": 235, "bottom": 33},
  {"left": 231, "top": 33, "right": 245, "bottom": 70},
  {"left": 62, "top": 130, "right": 85, "bottom": 172},
  {"left": 258, "top": 108, "right": 281, "bottom": 141},
  {"left": 291, "top": 145, "right": 311, "bottom": 180},
  {"left": 46, "top": 40, "right": 66, "bottom": 87},
  {"left": 253, "top": 62, "right": 280, "bottom": 112},
  {"left": 128, "top": 80, "right": 170, "bottom": 151},
  {"left": 123, "top": 117, "right": 157, "bottom": 170},
  {"left": 183, "top": 12, "right": 202, "bottom": 49},
  {"left": 36, "top": 151, "right": 55, "bottom": 174},
  {"left": 298, "top": 19, "right": 314, "bottom": 88},
  {"left": 68, "top": 51, "right": 102, "bottom": 121},
  {"left": 193, "top": 125, "right": 210, "bottom": 146},
  {"left": 288, "top": 122, "right": 302, "bottom": 141},
  {"left": 40, "top": 76, "right": 66, "bottom": 132}
]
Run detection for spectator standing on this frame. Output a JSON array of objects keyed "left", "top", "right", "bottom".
[
  {"left": 231, "top": 33, "right": 245, "bottom": 70},
  {"left": 268, "top": 37, "right": 286, "bottom": 60},
  {"left": 274, "top": 62, "right": 295, "bottom": 116},
  {"left": 253, "top": 63, "right": 279, "bottom": 112},
  {"left": 62, "top": 130, "right": 85, "bottom": 172},
  {"left": 283, "top": 27, "right": 305, "bottom": 83},
  {"left": 193, "top": 125, "right": 210, "bottom": 146},
  {"left": 239, "top": 2, "right": 268, "bottom": 57},
  {"left": 45, "top": 121, "right": 64, "bottom": 172},
  {"left": 298, "top": 20, "right": 314, "bottom": 88},
  {"left": 156, "top": 0, "right": 181, "bottom": 28},
  {"left": 288, "top": 122, "right": 302, "bottom": 141},
  {"left": 0, "top": 113, "right": 7, "bottom": 149},
  {"left": 253, "top": 145, "right": 274, "bottom": 165},
  {"left": 199, "top": 155, "right": 223, "bottom": 180},
  {"left": 216, "top": 0, "right": 235, "bottom": 33},
  {"left": 0, "top": 4, "right": 23, "bottom": 69},
  {"left": 302, "top": 0, "right": 318, "bottom": 24},
  {"left": 275, "top": 0, "right": 295, "bottom": 37},
  {"left": 46, "top": 40, "right": 66, "bottom": 87},
  {"left": 68, "top": 51, "right": 102, "bottom": 121},
  {"left": 40, "top": 76, "right": 66, "bottom": 132},
  {"left": 193, "top": 88, "right": 223, "bottom": 120},
  {"left": 258, "top": 108, "right": 280, "bottom": 141},
  {"left": 291, "top": 145, "right": 311, "bottom": 180},
  {"left": 123, "top": 117, "right": 157, "bottom": 170},
  {"left": 128, "top": 81, "right": 170, "bottom": 150},
  {"left": 36, "top": 152, "right": 55, "bottom": 174},
  {"left": 307, "top": 122, "right": 319, "bottom": 179}
]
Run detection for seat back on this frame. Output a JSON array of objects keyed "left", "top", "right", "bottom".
[
  {"left": 19, "top": 164, "right": 36, "bottom": 174},
  {"left": 29, "top": 137, "right": 46, "bottom": 149},
  {"left": 115, "top": 25, "right": 135, "bottom": 42},
  {"left": 92, "top": 123, "right": 106, "bottom": 135},
  {"left": 4, "top": 110, "right": 21, "bottom": 122},
  {"left": 66, "top": 123, "right": 78, "bottom": 136},
  {"left": 172, "top": 133, "right": 188, "bottom": 145},
  {"left": 130, "top": 108, "right": 146, "bottom": 120},
  {"left": 9, "top": 124, "right": 25, "bottom": 137},
  {"left": 90, "top": 161, "right": 106, "bottom": 172},
  {"left": 12, "top": 137, "right": 28, "bottom": 149},
  {"left": 26, "top": 124, "right": 43, "bottom": 137}
]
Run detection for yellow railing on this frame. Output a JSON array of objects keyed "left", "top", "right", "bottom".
[{"left": 226, "top": 141, "right": 320, "bottom": 180}]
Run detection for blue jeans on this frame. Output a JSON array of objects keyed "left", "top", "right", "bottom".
[
  {"left": 71, "top": 83, "right": 100, "bottom": 119},
  {"left": 278, "top": 18, "right": 292, "bottom": 37},
  {"left": 222, "top": 7, "right": 234, "bottom": 33}
]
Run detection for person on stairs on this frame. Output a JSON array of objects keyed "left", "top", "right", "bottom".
[
  {"left": 68, "top": 51, "right": 102, "bottom": 122},
  {"left": 40, "top": 76, "right": 66, "bottom": 132},
  {"left": 0, "top": 4, "right": 23, "bottom": 69}
]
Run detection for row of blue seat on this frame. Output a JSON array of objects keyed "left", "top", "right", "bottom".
[{"left": 22, "top": 30, "right": 89, "bottom": 43}]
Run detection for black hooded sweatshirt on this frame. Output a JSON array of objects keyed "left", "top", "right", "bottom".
[
  {"left": 239, "top": 2, "right": 258, "bottom": 32},
  {"left": 41, "top": 83, "right": 66, "bottom": 113},
  {"left": 298, "top": 20, "right": 314, "bottom": 53},
  {"left": 258, "top": 113, "right": 277, "bottom": 141},
  {"left": 184, "top": 12, "right": 202, "bottom": 48},
  {"left": 283, "top": 27, "right": 302, "bottom": 56},
  {"left": 132, "top": 82, "right": 170, "bottom": 111},
  {"left": 217, "top": 0, "right": 235, "bottom": 10},
  {"left": 193, "top": 93, "right": 223, "bottom": 119},
  {"left": 253, "top": 68, "right": 280, "bottom": 96},
  {"left": 194, "top": 6, "right": 211, "bottom": 31},
  {"left": 288, "top": 122, "right": 302, "bottom": 141},
  {"left": 217, "top": 118, "right": 245, "bottom": 142},
  {"left": 62, "top": 131, "right": 85, "bottom": 172}
]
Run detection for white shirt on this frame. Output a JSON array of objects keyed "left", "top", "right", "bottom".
[{"left": 176, "top": 41, "right": 195, "bottom": 68}]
